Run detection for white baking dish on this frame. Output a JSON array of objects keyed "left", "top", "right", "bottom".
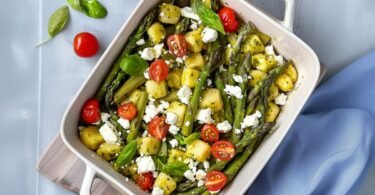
[{"left": 61, "top": 0, "right": 321, "bottom": 194}]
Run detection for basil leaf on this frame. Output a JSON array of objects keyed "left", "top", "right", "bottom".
[
  {"left": 154, "top": 156, "right": 167, "bottom": 171},
  {"left": 119, "top": 55, "right": 149, "bottom": 76},
  {"left": 114, "top": 140, "right": 137, "bottom": 168},
  {"left": 80, "top": 0, "right": 107, "bottom": 18},
  {"left": 162, "top": 162, "right": 189, "bottom": 176},
  {"left": 67, "top": 0, "right": 83, "bottom": 12},
  {"left": 184, "top": 132, "right": 200, "bottom": 145},
  {"left": 48, "top": 6, "right": 69, "bottom": 38},
  {"left": 191, "top": 0, "right": 225, "bottom": 34},
  {"left": 173, "top": 134, "right": 186, "bottom": 145},
  {"left": 158, "top": 141, "right": 168, "bottom": 157}
]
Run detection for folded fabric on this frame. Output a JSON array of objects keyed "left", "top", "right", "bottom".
[{"left": 247, "top": 50, "right": 375, "bottom": 195}]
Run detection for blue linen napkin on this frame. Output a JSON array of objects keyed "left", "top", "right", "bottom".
[{"left": 247, "top": 50, "right": 375, "bottom": 195}]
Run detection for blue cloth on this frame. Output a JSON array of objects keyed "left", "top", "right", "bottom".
[{"left": 247, "top": 50, "right": 375, "bottom": 195}]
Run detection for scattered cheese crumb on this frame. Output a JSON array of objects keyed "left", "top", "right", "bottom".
[
  {"left": 232, "top": 74, "right": 244, "bottom": 83},
  {"left": 275, "top": 93, "right": 288, "bottom": 105},
  {"left": 136, "top": 156, "right": 156, "bottom": 174},
  {"left": 184, "top": 170, "right": 196, "bottom": 181},
  {"left": 196, "top": 108, "right": 214, "bottom": 124},
  {"left": 168, "top": 125, "right": 180, "bottom": 135},
  {"left": 166, "top": 112, "right": 178, "bottom": 125},
  {"left": 224, "top": 85, "right": 243, "bottom": 99},
  {"left": 201, "top": 27, "right": 218, "bottom": 43},
  {"left": 136, "top": 38, "right": 145, "bottom": 46},
  {"left": 144, "top": 68, "right": 150, "bottom": 79},
  {"left": 169, "top": 139, "right": 179, "bottom": 148},
  {"left": 217, "top": 120, "right": 232, "bottom": 133},
  {"left": 151, "top": 186, "right": 164, "bottom": 195},
  {"left": 117, "top": 118, "right": 130, "bottom": 129},
  {"left": 177, "top": 85, "right": 192, "bottom": 104},
  {"left": 180, "top": 7, "right": 201, "bottom": 21},
  {"left": 241, "top": 111, "right": 262, "bottom": 129},
  {"left": 99, "top": 122, "right": 118, "bottom": 144}
]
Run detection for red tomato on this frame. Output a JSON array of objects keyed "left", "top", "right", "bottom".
[
  {"left": 147, "top": 116, "right": 169, "bottom": 140},
  {"left": 211, "top": 141, "right": 235, "bottom": 161},
  {"left": 81, "top": 98, "right": 101, "bottom": 124},
  {"left": 149, "top": 59, "right": 169, "bottom": 82},
  {"left": 205, "top": 171, "right": 227, "bottom": 192},
  {"left": 136, "top": 172, "right": 154, "bottom": 191},
  {"left": 117, "top": 103, "right": 137, "bottom": 120},
  {"left": 74, "top": 32, "right": 99, "bottom": 57},
  {"left": 201, "top": 124, "right": 220, "bottom": 142},
  {"left": 218, "top": 7, "right": 239, "bottom": 33},
  {"left": 167, "top": 34, "right": 188, "bottom": 57}
]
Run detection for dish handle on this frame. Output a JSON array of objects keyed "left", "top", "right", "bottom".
[
  {"left": 280, "top": 0, "right": 296, "bottom": 32},
  {"left": 80, "top": 163, "right": 97, "bottom": 195}
]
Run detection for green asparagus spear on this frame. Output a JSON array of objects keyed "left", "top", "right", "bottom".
[
  {"left": 175, "top": 17, "right": 190, "bottom": 34},
  {"left": 95, "top": 9, "right": 157, "bottom": 100},
  {"left": 109, "top": 114, "right": 127, "bottom": 139},
  {"left": 181, "top": 36, "right": 224, "bottom": 136},
  {"left": 214, "top": 72, "right": 233, "bottom": 123},
  {"left": 231, "top": 54, "right": 251, "bottom": 144},
  {"left": 104, "top": 72, "right": 127, "bottom": 113},
  {"left": 235, "top": 123, "right": 274, "bottom": 154},
  {"left": 126, "top": 91, "right": 148, "bottom": 142},
  {"left": 176, "top": 180, "right": 198, "bottom": 192},
  {"left": 177, "top": 186, "right": 206, "bottom": 195},
  {"left": 160, "top": 90, "right": 179, "bottom": 102},
  {"left": 114, "top": 75, "right": 147, "bottom": 104}
]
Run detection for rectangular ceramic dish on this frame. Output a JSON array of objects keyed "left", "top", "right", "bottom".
[{"left": 61, "top": 0, "right": 321, "bottom": 194}]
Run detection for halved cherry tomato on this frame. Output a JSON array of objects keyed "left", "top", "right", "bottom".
[
  {"left": 149, "top": 59, "right": 169, "bottom": 82},
  {"left": 117, "top": 103, "right": 137, "bottom": 120},
  {"left": 81, "top": 98, "right": 101, "bottom": 124},
  {"left": 147, "top": 116, "right": 169, "bottom": 140},
  {"left": 211, "top": 140, "right": 235, "bottom": 161},
  {"left": 201, "top": 124, "right": 219, "bottom": 142},
  {"left": 74, "top": 32, "right": 99, "bottom": 58},
  {"left": 167, "top": 34, "right": 188, "bottom": 57},
  {"left": 136, "top": 172, "right": 154, "bottom": 191},
  {"left": 218, "top": 7, "right": 239, "bottom": 33},
  {"left": 205, "top": 171, "right": 227, "bottom": 192}
]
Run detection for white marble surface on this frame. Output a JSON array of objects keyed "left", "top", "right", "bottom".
[{"left": 1, "top": 0, "right": 374, "bottom": 194}]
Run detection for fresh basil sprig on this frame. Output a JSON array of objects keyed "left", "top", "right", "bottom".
[
  {"left": 162, "top": 161, "right": 190, "bottom": 177},
  {"left": 191, "top": 0, "right": 225, "bottom": 34},
  {"left": 114, "top": 140, "right": 137, "bottom": 169},
  {"left": 174, "top": 133, "right": 200, "bottom": 145},
  {"left": 67, "top": 0, "right": 83, "bottom": 12}
]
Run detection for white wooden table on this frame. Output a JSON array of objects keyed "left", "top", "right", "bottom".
[{"left": 1, "top": 0, "right": 374, "bottom": 194}]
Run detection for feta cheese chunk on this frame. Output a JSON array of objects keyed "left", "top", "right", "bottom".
[
  {"left": 166, "top": 112, "right": 178, "bottom": 125},
  {"left": 203, "top": 161, "right": 210, "bottom": 170},
  {"left": 184, "top": 170, "right": 196, "bottom": 181},
  {"left": 117, "top": 118, "right": 130, "bottom": 129},
  {"left": 197, "top": 180, "right": 205, "bottom": 187},
  {"left": 169, "top": 139, "right": 179, "bottom": 148},
  {"left": 101, "top": 112, "right": 111, "bottom": 123},
  {"left": 99, "top": 122, "right": 118, "bottom": 144},
  {"left": 241, "top": 110, "right": 262, "bottom": 129},
  {"left": 232, "top": 74, "right": 244, "bottom": 83},
  {"left": 139, "top": 47, "right": 155, "bottom": 61},
  {"left": 196, "top": 108, "right": 214, "bottom": 124},
  {"left": 275, "top": 55, "right": 284, "bottom": 65},
  {"left": 201, "top": 27, "right": 218, "bottom": 43},
  {"left": 136, "top": 156, "right": 156, "bottom": 174},
  {"left": 151, "top": 186, "right": 164, "bottom": 195},
  {"left": 181, "top": 7, "right": 201, "bottom": 21},
  {"left": 143, "top": 103, "right": 160, "bottom": 123},
  {"left": 195, "top": 169, "right": 207, "bottom": 180},
  {"left": 144, "top": 68, "right": 150, "bottom": 79},
  {"left": 217, "top": 120, "right": 232, "bottom": 133},
  {"left": 224, "top": 85, "right": 243, "bottom": 99},
  {"left": 168, "top": 125, "right": 180, "bottom": 135},
  {"left": 136, "top": 38, "right": 146, "bottom": 46},
  {"left": 177, "top": 85, "right": 192, "bottom": 104},
  {"left": 207, "top": 79, "right": 212, "bottom": 86},
  {"left": 265, "top": 45, "right": 275, "bottom": 55},
  {"left": 158, "top": 101, "right": 170, "bottom": 113},
  {"left": 234, "top": 129, "right": 242, "bottom": 134},
  {"left": 153, "top": 43, "right": 164, "bottom": 59},
  {"left": 275, "top": 93, "right": 288, "bottom": 105}
]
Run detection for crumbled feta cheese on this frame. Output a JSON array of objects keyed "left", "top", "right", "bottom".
[
  {"left": 177, "top": 85, "right": 192, "bottom": 104},
  {"left": 265, "top": 45, "right": 275, "bottom": 55},
  {"left": 169, "top": 139, "right": 179, "bottom": 148},
  {"left": 185, "top": 121, "right": 191, "bottom": 127},
  {"left": 168, "top": 125, "right": 180, "bottom": 135},
  {"left": 136, "top": 38, "right": 145, "bottom": 46},
  {"left": 157, "top": 101, "right": 170, "bottom": 113},
  {"left": 181, "top": 7, "right": 201, "bottom": 21},
  {"left": 232, "top": 74, "right": 244, "bottom": 83},
  {"left": 166, "top": 112, "right": 178, "bottom": 125},
  {"left": 234, "top": 129, "right": 242, "bottom": 134},
  {"left": 139, "top": 47, "right": 155, "bottom": 61},
  {"left": 151, "top": 186, "right": 164, "bottom": 195},
  {"left": 184, "top": 170, "right": 196, "bottom": 181},
  {"left": 217, "top": 120, "right": 232, "bottom": 133},
  {"left": 153, "top": 43, "right": 164, "bottom": 59},
  {"left": 142, "top": 130, "right": 149, "bottom": 137},
  {"left": 101, "top": 112, "right": 111, "bottom": 123},
  {"left": 203, "top": 161, "right": 210, "bottom": 170},
  {"left": 117, "top": 118, "right": 130, "bottom": 129},
  {"left": 143, "top": 103, "right": 159, "bottom": 123},
  {"left": 197, "top": 180, "right": 205, "bottom": 187},
  {"left": 188, "top": 158, "right": 195, "bottom": 169},
  {"left": 207, "top": 79, "right": 212, "bottom": 86},
  {"left": 99, "top": 122, "right": 118, "bottom": 144},
  {"left": 219, "top": 65, "right": 227, "bottom": 72},
  {"left": 190, "top": 22, "right": 198, "bottom": 30},
  {"left": 227, "top": 44, "right": 232, "bottom": 48},
  {"left": 176, "top": 57, "right": 184, "bottom": 64},
  {"left": 275, "top": 93, "right": 288, "bottom": 105},
  {"left": 152, "top": 171, "right": 159, "bottom": 178},
  {"left": 144, "top": 68, "right": 150, "bottom": 79},
  {"left": 201, "top": 27, "right": 218, "bottom": 43},
  {"left": 241, "top": 110, "right": 262, "bottom": 129},
  {"left": 275, "top": 55, "right": 284, "bottom": 65},
  {"left": 224, "top": 85, "right": 243, "bottom": 99},
  {"left": 136, "top": 156, "right": 156, "bottom": 174},
  {"left": 195, "top": 169, "right": 207, "bottom": 180},
  {"left": 196, "top": 108, "right": 214, "bottom": 124}
]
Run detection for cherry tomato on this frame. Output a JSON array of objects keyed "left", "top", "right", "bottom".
[
  {"left": 147, "top": 116, "right": 169, "bottom": 140},
  {"left": 205, "top": 171, "right": 227, "bottom": 192},
  {"left": 117, "top": 103, "right": 137, "bottom": 120},
  {"left": 149, "top": 59, "right": 169, "bottom": 82},
  {"left": 218, "top": 7, "right": 239, "bottom": 33},
  {"left": 211, "top": 140, "right": 235, "bottom": 161},
  {"left": 201, "top": 124, "right": 219, "bottom": 142},
  {"left": 81, "top": 98, "right": 101, "bottom": 124},
  {"left": 167, "top": 34, "right": 188, "bottom": 57},
  {"left": 136, "top": 172, "right": 154, "bottom": 191},
  {"left": 74, "top": 32, "right": 99, "bottom": 57}
]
